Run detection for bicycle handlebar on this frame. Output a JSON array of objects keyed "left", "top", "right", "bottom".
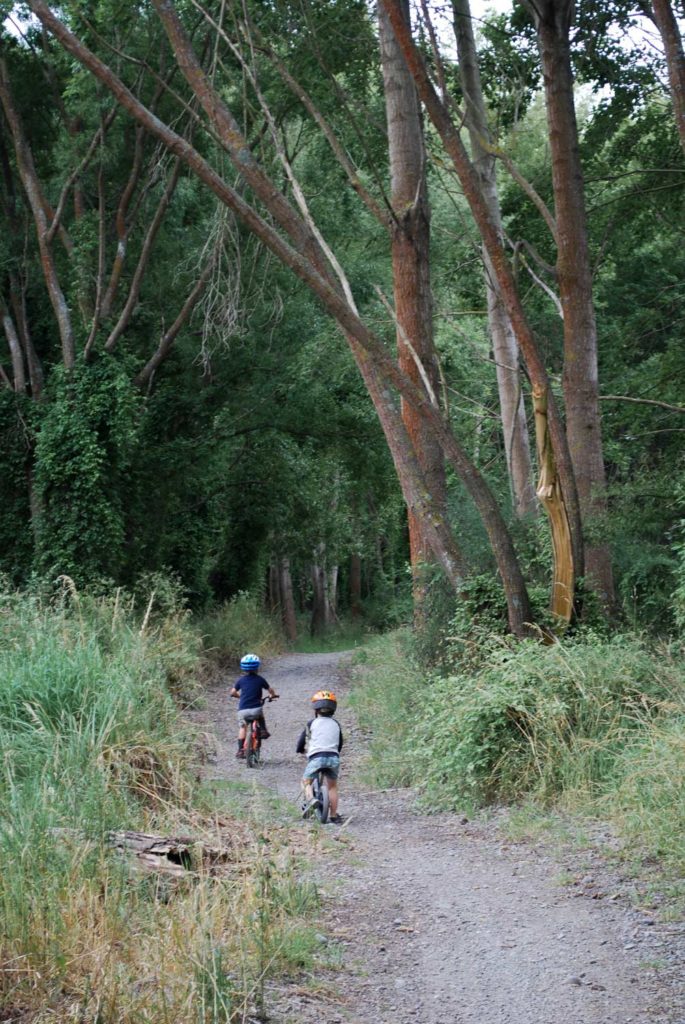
[{"left": 230, "top": 693, "right": 279, "bottom": 703}]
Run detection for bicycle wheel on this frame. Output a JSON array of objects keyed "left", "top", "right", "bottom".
[
  {"left": 315, "top": 772, "right": 330, "bottom": 823},
  {"left": 246, "top": 722, "right": 260, "bottom": 768}
]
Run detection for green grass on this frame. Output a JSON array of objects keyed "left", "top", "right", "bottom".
[
  {"left": 347, "top": 630, "right": 418, "bottom": 787},
  {"left": 0, "top": 587, "right": 323, "bottom": 1022},
  {"left": 293, "top": 621, "right": 370, "bottom": 654},
  {"left": 195, "top": 592, "right": 285, "bottom": 666},
  {"left": 350, "top": 627, "right": 685, "bottom": 877}
]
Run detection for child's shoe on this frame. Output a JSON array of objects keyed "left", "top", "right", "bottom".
[
  {"left": 328, "top": 814, "right": 344, "bottom": 825},
  {"left": 235, "top": 749, "right": 246, "bottom": 759}
]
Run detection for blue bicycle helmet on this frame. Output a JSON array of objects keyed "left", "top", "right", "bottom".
[{"left": 240, "top": 652, "right": 260, "bottom": 672}]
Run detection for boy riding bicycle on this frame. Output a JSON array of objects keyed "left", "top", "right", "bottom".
[
  {"left": 230, "top": 653, "right": 278, "bottom": 758},
  {"left": 296, "top": 689, "right": 344, "bottom": 823}
]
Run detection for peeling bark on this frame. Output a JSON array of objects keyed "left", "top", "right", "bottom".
[
  {"left": 379, "top": 0, "right": 448, "bottom": 584},
  {"left": 452, "top": 0, "right": 537, "bottom": 519},
  {"left": 529, "top": 0, "right": 615, "bottom": 610}
]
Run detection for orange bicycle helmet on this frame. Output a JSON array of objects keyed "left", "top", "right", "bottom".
[{"left": 311, "top": 689, "right": 337, "bottom": 714}]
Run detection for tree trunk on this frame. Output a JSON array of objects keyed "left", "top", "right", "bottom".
[
  {"left": 267, "top": 560, "right": 280, "bottom": 614},
  {"left": 532, "top": 0, "right": 615, "bottom": 611},
  {"left": 533, "top": 386, "right": 574, "bottom": 621},
  {"left": 452, "top": 0, "right": 537, "bottom": 518},
  {"left": 328, "top": 564, "right": 339, "bottom": 622},
  {"left": 310, "top": 559, "right": 329, "bottom": 636},
  {"left": 378, "top": 0, "right": 448, "bottom": 586},
  {"left": 350, "top": 552, "right": 363, "bottom": 619},
  {"left": 279, "top": 557, "right": 298, "bottom": 643},
  {"left": 379, "top": 0, "right": 582, "bottom": 616},
  {"left": 650, "top": 0, "right": 685, "bottom": 156},
  {"left": 0, "top": 58, "right": 74, "bottom": 369},
  {"left": 1, "top": 298, "right": 26, "bottom": 392}
]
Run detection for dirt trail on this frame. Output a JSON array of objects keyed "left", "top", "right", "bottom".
[{"left": 193, "top": 651, "right": 685, "bottom": 1024}]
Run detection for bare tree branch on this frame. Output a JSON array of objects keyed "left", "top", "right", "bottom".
[
  {"left": 46, "top": 107, "right": 117, "bottom": 245},
  {"left": 105, "top": 157, "right": 182, "bottom": 352},
  {"left": 229, "top": 12, "right": 392, "bottom": 228},
  {"left": 0, "top": 57, "right": 74, "bottom": 368},
  {"left": 599, "top": 394, "right": 685, "bottom": 414},
  {"left": 135, "top": 254, "right": 215, "bottom": 386}
]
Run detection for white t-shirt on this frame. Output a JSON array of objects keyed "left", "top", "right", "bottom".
[{"left": 306, "top": 716, "right": 342, "bottom": 757}]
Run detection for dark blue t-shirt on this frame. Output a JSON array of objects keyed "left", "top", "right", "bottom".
[{"left": 234, "top": 672, "right": 270, "bottom": 710}]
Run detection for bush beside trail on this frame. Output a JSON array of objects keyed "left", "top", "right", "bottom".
[
  {"left": 0, "top": 587, "right": 315, "bottom": 1023},
  {"left": 350, "top": 630, "right": 685, "bottom": 874}
]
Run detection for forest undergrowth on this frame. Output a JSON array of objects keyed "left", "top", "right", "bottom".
[
  {"left": 349, "top": 625, "right": 685, "bottom": 885},
  {"left": 0, "top": 585, "right": 318, "bottom": 1024}
]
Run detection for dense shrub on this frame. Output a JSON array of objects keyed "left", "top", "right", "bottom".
[
  {"left": 410, "top": 635, "right": 682, "bottom": 807},
  {"left": 351, "top": 629, "right": 685, "bottom": 871}
]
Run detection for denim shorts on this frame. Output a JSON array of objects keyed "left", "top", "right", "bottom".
[{"left": 303, "top": 754, "right": 340, "bottom": 781}]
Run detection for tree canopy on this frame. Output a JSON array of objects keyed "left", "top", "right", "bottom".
[{"left": 1, "top": 0, "right": 684, "bottom": 634}]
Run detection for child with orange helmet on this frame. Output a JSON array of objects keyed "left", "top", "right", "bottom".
[{"left": 296, "top": 690, "right": 344, "bottom": 823}]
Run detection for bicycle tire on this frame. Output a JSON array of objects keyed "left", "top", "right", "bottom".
[
  {"left": 315, "top": 772, "right": 330, "bottom": 824},
  {"left": 246, "top": 722, "right": 260, "bottom": 768}
]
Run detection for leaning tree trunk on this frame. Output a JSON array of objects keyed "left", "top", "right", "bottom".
[
  {"left": 532, "top": 0, "right": 615, "bottom": 612},
  {"left": 649, "top": 0, "right": 685, "bottom": 157},
  {"left": 379, "top": 0, "right": 448, "bottom": 596},
  {"left": 453, "top": 0, "right": 537, "bottom": 519},
  {"left": 380, "top": 0, "right": 578, "bottom": 623}
]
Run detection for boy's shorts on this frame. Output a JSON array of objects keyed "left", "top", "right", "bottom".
[
  {"left": 303, "top": 754, "right": 340, "bottom": 781},
  {"left": 238, "top": 708, "right": 265, "bottom": 724}
]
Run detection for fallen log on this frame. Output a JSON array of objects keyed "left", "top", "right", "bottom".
[{"left": 51, "top": 827, "right": 232, "bottom": 877}]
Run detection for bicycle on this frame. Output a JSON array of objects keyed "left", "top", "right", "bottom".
[
  {"left": 239, "top": 695, "right": 278, "bottom": 768},
  {"left": 310, "top": 767, "right": 331, "bottom": 823}
]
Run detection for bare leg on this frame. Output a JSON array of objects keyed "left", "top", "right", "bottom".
[{"left": 328, "top": 779, "right": 339, "bottom": 816}]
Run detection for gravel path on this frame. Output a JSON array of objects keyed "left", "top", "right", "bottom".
[{"left": 192, "top": 651, "right": 685, "bottom": 1024}]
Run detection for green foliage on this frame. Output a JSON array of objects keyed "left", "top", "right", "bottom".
[
  {"left": 353, "top": 629, "right": 685, "bottom": 871},
  {"left": 348, "top": 630, "right": 418, "bottom": 787},
  {"left": 33, "top": 358, "right": 141, "bottom": 586},
  {"left": 196, "top": 592, "right": 285, "bottom": 667},
  {"left": 0, "top": 392, "right": 34, "bottom": 583},
  {"left": 410, "top": 635, "right": 682, "bottom": 809},
  {"left": 0, "top": 587, "right": 319, "bottom": 1019}
]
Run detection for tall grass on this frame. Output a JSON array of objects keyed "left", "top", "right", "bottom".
[
  {"left": 348, "top": 630, "right": 419, "bottom": 787},
  {"left": 350, "top": 629, "right": 685, "bottom": 873},
  {"left": 195, "top": 592, "right": 285, "bottom": 667},
  {"left": 0, "top": 589, "right": 317, "bottom": 1021}
]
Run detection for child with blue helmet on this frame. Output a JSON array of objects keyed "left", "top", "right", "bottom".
[{"left": 230, "top": 653, "right": 278, "bottom": 757}]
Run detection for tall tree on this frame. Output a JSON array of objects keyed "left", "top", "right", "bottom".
[
  {"left": 26, "top": 0, "right": 539, "bottom": 632},
  {"left": 378, "top": 0, "right": 448, "bottom": 589},
  {"left": 452, "top": 0, "right": 537, "bottom": 519},
  {"left": 522, "top": 0, "right": 615, "bottom": 610},
  {"left": 646, "top": 0, "right": 685, "bottom": 156},
  {"left": 381, "top": 0, "right": 582, "bottom": 622}
]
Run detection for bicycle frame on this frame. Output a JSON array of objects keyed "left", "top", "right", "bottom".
[{"left": 238, "top": 695, "right": 277, "bottom": 768}]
